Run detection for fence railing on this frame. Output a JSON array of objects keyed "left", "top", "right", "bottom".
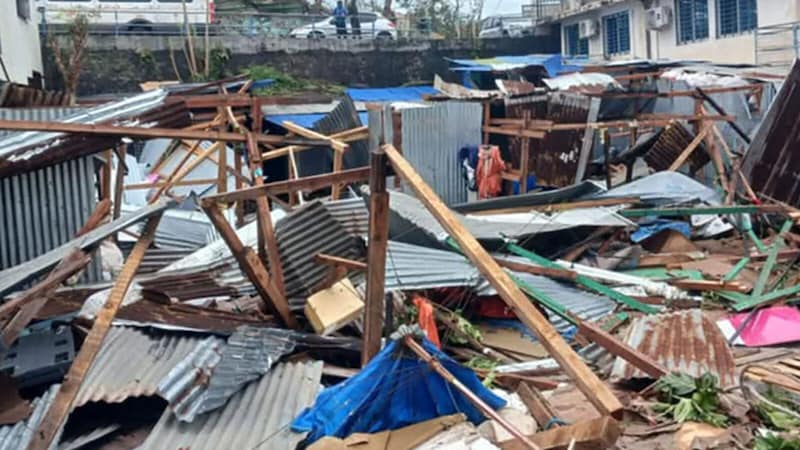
[{"left": 755, "top": 21, "right": 800, "bottom": 67}]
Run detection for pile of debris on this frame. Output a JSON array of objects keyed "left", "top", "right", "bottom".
[{"left": 1, "top": 59, "right": 800, "bottom": 450}]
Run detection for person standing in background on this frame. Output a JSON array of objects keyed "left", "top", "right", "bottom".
[
  {"left": 348, "top": 0, "right": 361, "bottom": 38},
  {"left": 333, "top": 1, "right": 348, "bottom": 38}
]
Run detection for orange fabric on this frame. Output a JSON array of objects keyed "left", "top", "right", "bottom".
[
  {"left": 476, "top": 145, "right": 505, "bottom": 199},
  {"left": 413, "top": 296, "right": 441, "bottom": 348}
]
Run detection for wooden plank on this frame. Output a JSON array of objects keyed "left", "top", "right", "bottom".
[
  {"left": 384, "top": 144, "right": 623, "bottom": 417},
  {"left": 314, "top": 253, "right": 368, "bottom": 271},
  {"left": 331, "top": 149, "right": 344, "bottom": 200},
  {"left": 469, "top": 197, "right": 640, "bottom": 215},
  {"left": 501, "top": 416, "right": 621, "bottom": 450},
  {"left": 1, "top": 250, "right": 91, "bottom": 353},
  {"left": 112, "top": 144, "right": 127, "bottom": 219},
  {"left": 27, "top": 213, "right": 163, "bottom": 450},
  {"left": 0, "top": 119, "right": 327, "bottom": 146},
  {"left": 282, "top": 121, "right": 349, "bottom": 152},
  {"left": 75, "top": 199, "right": 111, "bottom": 237},
  {"left": 483, "top": 126, "right": 546, "bottom": 140},
  {"left": 577, "top": 319, "right": 667, "bottom": 379},
  {"left": 125, "top": 178, "right": 219, "bottom": 190},
  {"left": 150, "top": 141, "right": 223, "bottom": 203},
  {"left": 202, "top": 203, "right": 298, "bottom": 329},
  {"left": 202, "top": 166, "right": 371, "bottom": 206},
  {"left": 516, "top": 382, "right": 558, "bottom": 430},
  {"left": 668, "top": 122, "right": 712, "bottom": 171},
  {"left": 494, "top": 258, "right": 577, "bottom": 282},
  {"left": 262, "top": 127, "right": 368, "bottom": 161},
  {"left": 363, "top": 149, "right": 389, "bottom": 365},
  {"left": 668, "top": 279, "right": 749, "bottom": 293},
  {"left": 575, "top": 97, "right": 601, "bottom": 182}
]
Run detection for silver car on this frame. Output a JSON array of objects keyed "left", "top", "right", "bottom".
[{"left": 289, "top": 12, "right": 397, "bottom": 40}]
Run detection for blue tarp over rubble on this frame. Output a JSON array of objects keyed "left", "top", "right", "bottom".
[{"left": 291, "top": 337, "right": 506, "bottom": 444}]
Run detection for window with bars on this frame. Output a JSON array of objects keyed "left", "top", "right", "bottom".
[
  {"left": 717, "top": 0, "right": 757, "bottom": 36},
  {"left": 564, "top": 24, "right": 589, "bottom": 56},
  {"left": 603, "top": 11, "right": 631, "bottom": 55},
  {"left": 676, "top": 0, "right": 709, "bottom": 43}
]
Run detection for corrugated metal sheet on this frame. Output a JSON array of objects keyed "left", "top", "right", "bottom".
[
  {"left": 610, "top": 310, "right": 736, "bottom": 387},
  {"left": 0, "top": 200, "right": 171, "bottom": 297},
  {"left": 742, "top": 59, "right": 800, "bottom": 206},
  {"left": 451, "top": 180, "right": 604, "bottom": 214},
  {"left": 158, "top": 327, "right": 295, "bottom": 423},
  {"left": 384, "top": 189, "right": 633, "bottom": 248},
  {"left": 138, "top": 361, "right": 323, "bottom": 450},
  {"left": 274, "top": 201, "right": 363, "bottom": 300},
  {"left": 401, "top": 101, "right": 481, "bottom": 205},
  {"left": 505, "top": 92, "right": 589, "bottom": 187},
  {"left": 0, "top": 82, "right": 70, "bottom": 107},
  {"left": 0, "top": 108, "right": 86, "bottom": 138},
  {"left": 542, "top": 72, "right": 622, "bottom": 92},
  {"left": 0, "top": 154, "right": 102, "bottom": 282},
  {"left": 315, "top": 95, "right": 369, "bottom": 170},
  {"left": 383, "top": 241, "right": 614, "bottom": 335},
  {"left": 0, "top": 384, "right": 60, "bottom": 450},
  {"left": 74, "top": 326, "right": 217, "bottom": 408},
  {"left": 324, "top": 197, "right": 369, "bottom": 237}
]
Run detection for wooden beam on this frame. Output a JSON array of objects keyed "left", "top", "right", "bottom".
[
  {"left": 27, "top": 213, "right": 163, "bottom": 450},
  {"left": 668, "top": 279, "right": 750, "bottom": 293},
  {"left": 669, "top": 122, "right": 713, "bottom": 171},
  {"left": 384, "top": 144, "right": 623, "bottom": 418},
  {"left": 363, "top": 148, "right": 389, "bottom": 365},
  {"left": 1, "top": 249, "right": 91, "bottom": 353},
  {"left": 501, "top": 416, "right": 621, "bottom": 450},
  {"left": 314, "top": 253, "right": 368, "bottom": 271},
  {"left": 150, "top": 141, "right": 224, "bottom": 203},
  {"left": 0, "top": 119, "right": 328, "bottom": 146},
  {"left": 202, "top": 166, "right": 371, "bottom": 206},
  {"left": 494, "top": 258, "right": 577, "bottom": 282},
  {"left": 202, "top": 203, "right": 297, "bottom": 329},
  {"left": 75, "top": 199, "right": 112, "bottom": 237},
  {"left": 125, "top": 178, "right": 219, "bottom": 190},
  {"left": 112, "top": 144, "right": 126, "bottom": 220},
  {"left": 405, "top": 336, "right": 541, "bottom": 450},
  {"left": 516, "top": 382, "right": 558, "bottom": 430},
  {"left": 576, "top": 319, "right": 667, "bottom": 379},
  {"left": 469, "top": 197, "right": 640, "bottom": 215},
  {"left": 282, "top": 121, "right": 349, "bottom": 152},
  {"left": 483, "top": 126, "right": 546, "bottom": 140},
  {"left": 262, "top": 127, "right": 368, "bottom": 161}
]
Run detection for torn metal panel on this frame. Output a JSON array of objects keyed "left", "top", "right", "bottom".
[
  {"left": 115, "top": 299, "right": 275, "bottom": 332},
  {"left": 640, "top": 123, "right": 710, "bottom": 173},
  {"left": 742, "top": 59, "right": 800, "bottom": 206},
  {"left": 434, "top": 75, "right": 500, "bottom": 99},
  {"left": 0, "top": 82, "right": 70, "bottom": 108},
  {"left": 0, "top": 154, "right": 102, "bottom": 282},
  {"left": 139, "top": 361, "right": 323, "bottom": 450},
  {"left": 74, "top": 327, "right": 217, "bottom": 408},
  {"left": 0, "top": 200, "right": 171, "bottom": 297},
  {"left": 496, "top": 79, "right": 539, "bottom": 96},
  {"left": 0, "top": 384, "right": 60, "bottom": 450},
  {"left": 543, "top": 72, "right": 622, "bottom": 92},
  {"left": 505, "top": 92, "right": 590, "bottom": 187},
  {"left": 592, "top": 171, "right": 721, "bottom": 206},
  {"left": 400, "top": 101, "right": 481, "bottom": 205},
  {"left": 158, "top": 326, "right": 295, "bottom": 422},
  {"left": 450, "top": 180, "right": 605, "bottom": 214},
  {"left": 610, "top": 310, "right": 736, "bottom": 387}
]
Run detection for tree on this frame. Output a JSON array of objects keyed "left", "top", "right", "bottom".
[{"left": 48, "top": 14, "right": 90, "bottom": 101}]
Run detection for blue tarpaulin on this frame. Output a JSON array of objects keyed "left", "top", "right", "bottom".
[
  {"left": 291, "top": 337, "right": 506, "bottom": 444},
  {"left": 265, "top": 112, "right": 369, "bottom": 129},
  {"left": 631, "top": 219, "right": 692, "bottom": 243},
  {"left": 346, "top": 86, "right": 438, "bottom": 102},
  {"left": 446, "top": 54, "right": 583, "bottom": 77}
]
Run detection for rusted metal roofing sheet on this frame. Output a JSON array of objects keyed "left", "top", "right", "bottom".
[
  {"left": 641, "top": 123, "right": 710, "bottom": 173},
  {"left": 74, "top": 326, "right": 219, "bottom": 408},
  {"left": 505, "top": 92, "right": 590, "bottom": 187},
  {"left": 0, "top": 383, "right": 60, "bottom": 450},
  {"left": 0, "top": 82, "right": 71, "bottom": 107},
  {"left": 742, "top": 59, "right": 800, "bottom": 206},
  {"left": 138, "top": 361, "right": 323, "bottom": 450},
  {"left": 610, "top": 310, "right": 736, "bottom": 388}
]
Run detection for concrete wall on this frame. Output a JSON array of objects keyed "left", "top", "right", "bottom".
[
  {"left": 0, "top": 0, "right": 44, "bottom": 83},
  {"left": 560, "top": 0, "right": 800, "bottom": 64},
  {"left": 43, "top": 33, "right": 561, "bottom": 95}
]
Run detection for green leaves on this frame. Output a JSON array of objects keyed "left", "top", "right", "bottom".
[
  {"left": 754, "top": 434, "right": 800, "bottom": 450},
  {"left": 653, "top": 372, "right": 730, "bottom": 427}
]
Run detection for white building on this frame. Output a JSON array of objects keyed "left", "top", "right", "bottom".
[
  {"left": 554, "top": 0, "right": 800, "bottom": 65},
  {"left": 0, "top": 0, "right": 44, "bottom": 84}
]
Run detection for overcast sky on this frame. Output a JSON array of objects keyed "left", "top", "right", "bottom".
[{"left": 482, "top": 0, "right": 524, "bottom": 17}]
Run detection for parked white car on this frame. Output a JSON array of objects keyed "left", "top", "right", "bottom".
[
  {"left": 289, "top": 12, "right": 397, "bottom": 40},
  {"left": 478, "top": 16, "right": 534, "bottom": 39}
]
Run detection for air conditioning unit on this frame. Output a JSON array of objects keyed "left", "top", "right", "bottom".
[
  {"left": 646, "top": 6, "right": 672, "bottom": 30},
  {"left": 578, "top": 19, "right": 598, "bottom": 39}
]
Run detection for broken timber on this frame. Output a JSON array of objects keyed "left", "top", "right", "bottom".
[
  {"left": 27, "top": 213, "right": 163, "bottom": 450},
  {"left": 501, "top": 416, "right": 621, "bottom": 450},
  {"left": 202, "top": 203, "right": 298, "bottom": 328},
  {"left": 363, "top": 148, "right": 389, "bottom": 365},
  {"left": 384, "top": 144, "right": 624, "bottom": 417}
]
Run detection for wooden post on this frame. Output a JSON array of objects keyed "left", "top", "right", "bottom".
[
  {"left": 384, "top": 144, "right": 623, "bottom": 418},
  {"left": 203, "top": 202, "right": 297, "bottom": 328},
  {"left": 516, "top": 382, "right": 558, "bottom": 430},
  {"left": 576, "top": 319, "right": 667, "bottom": 379},
  {"left": 519, "top": 113, "right": 531, "bottom": 195},
  {"left": 668, "top": 123, "right": 712, "bottom": 171},
  {"left": 362, "top": 148, "right": 389, "bottom": 366},
  {"left": 404, "top": 336, "right": 540, "bottom": 450},
  {"left": 602, "top": 129, "right": 612, "bottom": 189},
  {"left": 234, "top": 147, "right": 245, "bottom": 228},
  {"left": 245, "top": 133, "right": 286, "bottom": 296},
  {"left": 27, "top": 213, "right": 164, "bottom": 450},
  {"left": 483, "top": 101, "right": 491, "bottom": 145},
  {"left": 331, "top": 149, "right": 344, "bottom": 200},
  {"left": 113, "top": 144, "right": 127, "bottom": 220},
  {"left": 102, "top": 150, "right": 112, "bottom": 201},
  {"left": 217, "top": 137, "right": 228, "bottom": 195}
]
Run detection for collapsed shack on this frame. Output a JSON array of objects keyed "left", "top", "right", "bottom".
[{"left": 0, "top": 58, "right": 799, "bottom": 450}]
